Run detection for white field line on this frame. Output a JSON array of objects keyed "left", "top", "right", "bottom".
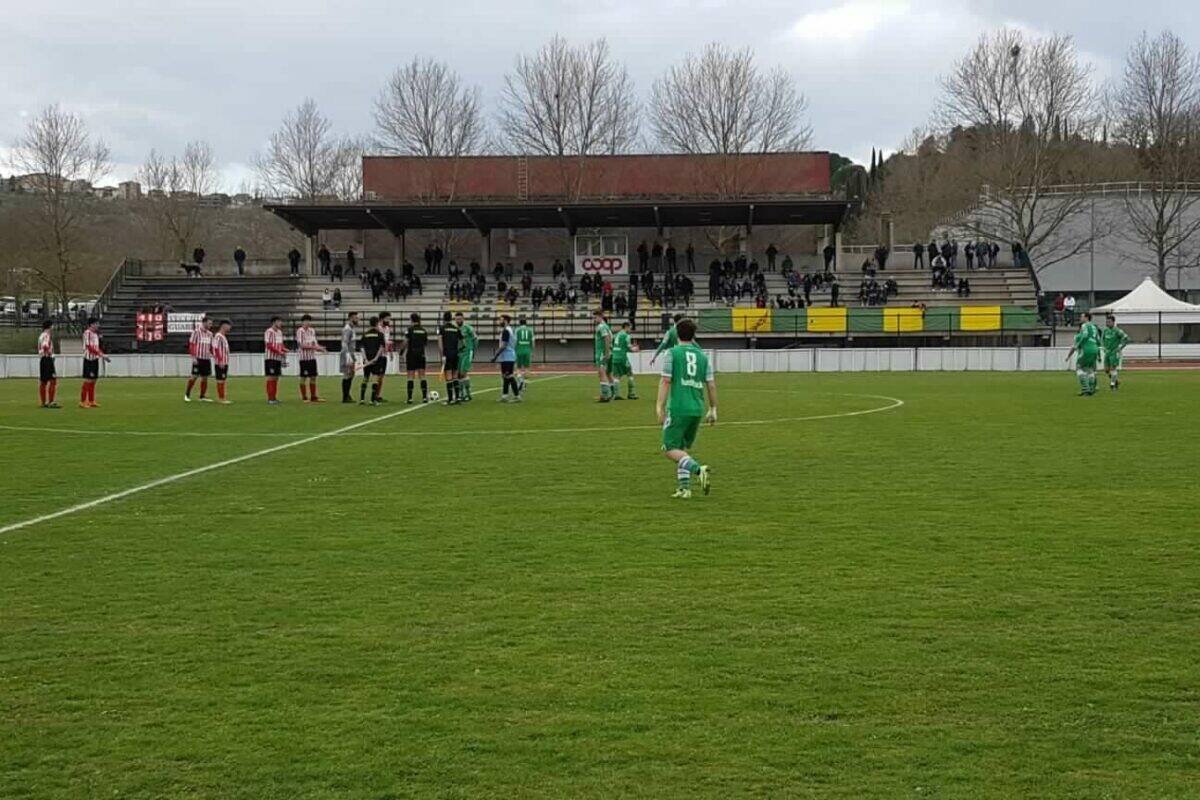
[
  {"left": 0, "top": 394, "right": 904, "bottom": 439},
  {"left": 0, "top": 375, "right": 570, "bottom": 535}
]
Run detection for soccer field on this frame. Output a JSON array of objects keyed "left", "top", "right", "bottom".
[{"left": 1, "top": 371, "right": 1197, "bottom": 798}]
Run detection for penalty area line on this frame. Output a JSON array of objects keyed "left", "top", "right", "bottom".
[{"left": 0, "top": 374, "right": 569, "bottom": 536}]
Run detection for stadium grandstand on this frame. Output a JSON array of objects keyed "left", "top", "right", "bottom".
[{"left": 93, "top": 152, "right": 1045, "bottom": 358}]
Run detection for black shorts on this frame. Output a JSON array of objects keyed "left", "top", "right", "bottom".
[
  {"left": 82, "top": 359, "right": 100, "bottom": 381},
  {"left": 500, "top": 360, "right": 515, "bottom": 377},
  {"left": 299, "top": 359, "right": 318, "bottom": 378},
  {"left": 443, "top": 354, "right": 459, "bottom": 373},
  {"left": 191, "top": 359, "right": 212, "bottom": 378},
  {"left": 364, "top": 359, "right": 386, "bottom": 377},
  {"left": 264, "top": 359, "right": 282, "bottom": 377},
  {"left": 406, "top": 354, "right": 427, "bottom": 373},
  {"left": 39, "top": 356, "right": 56, "bottom": 382},
  {"left": 215, "top": 364, "right": 229, "bottom": 381}
]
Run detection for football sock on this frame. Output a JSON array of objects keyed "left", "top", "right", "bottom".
[
  {"left": 185, "top": 377, "right": 196, "bottom": 397},
  {"left": 300, "top": 384, "right": 308, "bottom": 401},
  {"left": 371, "top": 383, "right": 380, "bottom": 402},
  {"left": 611, "top": 380, "right": 620, "bottom": 397},
  {"left": 420, "top": 379, "right": 428, "bottom": 400},
  {"left": 407, "top": 380, "right": 414, "bottom": 401},
  {"left": 360, "top": 379, "right": 369, "bottom": 401},
  {"left": 626, "top": 376, "right": 636, "bottom": 395},
  {"left": 39, "top": 383, "right": 46, "bottom": 405},
  {"left": 341, "top": 378, "right": 351, "bottom": 401},
  {"left": 677, "top": 467, "right": 690, "bottom": 489},
  {"left": 600, "top": 382, "right": 610, "bottom": 399},
  {"left": 309, "top": 383, "right": 319, "bottom": 401},
  {"left": 218, "top": 382, "right": 227, "bottom": 400},
  {"left": 678, "top": 456, "right": 702, "bottom": 475},
  {"left": 1076, "top": 369, "right": 1088, "bottom": 392},
  {"left": 463, "top": 378, "right": 471, "bottom": 398},
  {"left": 1110, "top": 370, "right": 1119, "bottom": 386},
  {"left": 48, "top": 380, "right": 57, "bottom": 403},
  {"left": 1088, "top": 372, "right": 1098, "bottom": 393},
  {"left": 199, "top": 379, "right": 208, "bottom": 398}
]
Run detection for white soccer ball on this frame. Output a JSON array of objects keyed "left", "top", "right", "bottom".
[{"left": 430, "top": 390, "right": 441, "bottom": 401}]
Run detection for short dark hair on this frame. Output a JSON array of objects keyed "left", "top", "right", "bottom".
[
  {"left": 410, "top": 312, "right": 420, "bottom": 323},
  {"left": 380, "top": 311, "right": 392, "bottom": 320},
  {"left": 620, "top": 321, "right": 630, "bottom": 328},
  {"left": 455, "top": 311, "right": 464, "bottom": 318},
  {"left": 271, "top": 315, "right": 282, "bottom": 324},
  {"left": 368, "top": 315, "right": 379, "bottom": 327},
  {"left": 42, "top": 319, "right": 53, "bottom": 330},
  {"left": 301, "top": 313, "right": 312, "bottom": 322},
  {"left": 676, "top": 318, "right": 697, "bottom": 342},
  {"left": 87, "top": 317, "right": 98, "bottom": 326},
  {"left": 501, "top": 314, "right": 511, "bottom": 323},
  {"left": 673, "top": 313, "right": 684, "bottom": 323},
  {"left": 219, "top": 319, "right": 231, "bottom": 328},
  {"left": 518, "top": 316, "right": 527, "bottom": 325},
  {"left": 1082, "top": 312, "right": 1092, "bottom": 321},
  {"left": 443, "top": 311, "right": 453, "bottom": 322}
]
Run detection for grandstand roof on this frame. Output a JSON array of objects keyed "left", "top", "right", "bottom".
[{"left": 262, "top": 198, "right": 856, "bottom": 236}]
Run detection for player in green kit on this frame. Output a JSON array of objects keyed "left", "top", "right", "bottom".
[
  {"left": 609, "top": 321, "right": 638, "bottom": 399},
  {"left": 1101, "top": 313, "right": 1130, "bottom": 391},
  {"left": 649, "top": 313, "right": 685, "bottom": 366},
  {"left": 455, "top": 311, "right": 477, "bottom": 401},
  {"left": 656, "top": 319, "right": 716, "bottom": 499},
  {"left": 1066, "top": 313, "right": 1102, "bottom": 395},
  {"left": 514, "top": 316, "right": 534, "bottom": 394},
  {"left": 593, "top": 309, "right": 614, "bottom": 402}
]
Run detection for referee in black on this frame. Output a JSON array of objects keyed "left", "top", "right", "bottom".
[
  {"left": 402, "top": 312, "right": 429, "bottom": 404},
  {"left": 438, "top": 310, "right": 461, "bottom": 405},
  {"left": 358, "top": 316, "right": 386, "bottom": 405}
]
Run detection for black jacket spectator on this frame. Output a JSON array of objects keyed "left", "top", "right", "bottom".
[{"left": 287, "top": 248, "right": 302, "bottom": 276}]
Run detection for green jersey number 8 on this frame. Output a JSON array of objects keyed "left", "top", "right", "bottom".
[{"left": 685, "top": 350, "right": 698, "bottom": 378}]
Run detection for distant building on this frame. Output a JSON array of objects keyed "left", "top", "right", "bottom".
[
  {"left": 198, "top": 193, "right": 231, "bottom": 208},
  {"left": 118, "top": 181, "right": 142, "bottom": 200},
  {"left": 230, "top": 193, "right": 254, "bottom": 207},
  {"left": 92, "top": 185, "right": 118, "bottom": 199}
]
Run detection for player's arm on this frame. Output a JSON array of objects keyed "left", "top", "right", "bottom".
[
  {"left": 604, "top": 332, "right": 613, "bottom": 359},
  {"left": 705, "top": 379, "right": 718, "bottom": 424},
  {"left": 656, "top": 376, "right": 671, "bottom": 425}
]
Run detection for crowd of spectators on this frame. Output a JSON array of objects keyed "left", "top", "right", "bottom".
[{"left": 912, "top": 239, "right": 1002, "bottom": 270}]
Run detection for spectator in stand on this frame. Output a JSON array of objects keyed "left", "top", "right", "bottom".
[
  {"left": 927, "top": 240, "right": 938, "bottom": 267},
  {"left": 433, "top": 244, "right": 443, "bottom": 274},
  {"left": 322, "top": 287, "right": 333, "bottom": 309},
  {"left": 823, "top": 242, "right": 835, "bottom": 271},
  {"left": 830, "top": 278, "right": 840, "bottom": 307},
  {"left": 734, "top": 253, "right": 748, "bottom": 278},
  {"left": 615, "top": 291, "right": 628, "bottom": 315},
  {"left": 874, "top": 244, "right": 889, "bottom": 271},
  {"left": 956, "top": 277, "right": 971, "bottom": 298},
  {"left": 233, "top": 246, "right": 246, "bottom": 276},
  {"left": 288, "top": 247, "right": 302, "bottom": 277},
  {"left": 990, "top": 242, "right": 1000, "bottom": 268},
  {"left": 951, "top": 240, "right": 960, "bottom": 268},
  {"left": 469, "top": 260, "right": 481, "bottom": 278},
  {"left": 193, "top": 245, "right": 206, "bottom": 272},
  {"left": 424, "top": 244, "right": 434, "bottom": 274},
  {"left": 913, "top": 241, "right": 925, "bottom": 269},
  {"left": 965, "top": 242, "right": 976, "bottom": 269},
  {"left": 940, "top": 240, "right": 953, "bottom": 269},
  {"left": 665, "top": 242, "right": 677, "bottom": 273},
  {"left": 504, "top": 261, "right": 514, "bottom": 281},
  {"left": 448, "top": 259, "right": 461, "bottom": 280},
  {"left": 333, "top": 288, "right": 342, "bottom": 308},
  {"left": 567, "top": 286, "right": 578, "bottom": 306},
  {"left": 403, "top": 261, "right": 415, "bottom": 281},
  {"left": 346, "top": 246, "right": 357, "bottom": 275},
  {"left": 686, "top": 242, "right": 695, "bottom": 272},
  {"left": 332, "top": 261, "right": 343, "bottom": 282},
  {"left": 1063, "top": 294, "right": 1077, "bottom": 326},
  {"left": 318, "top": 244, "right": 331, "bottom": 275},
  {"left": 552, "top": 259, "right": 564, "bottom": 281},
  {"left": 635, "top": 240, "right": 647, "bottom": 271},
  {"left": 781, "top": 253, "right": 794, "bottom": 275},
  {"left": 531, "top": 286, "right": 544, "bottom": 309},
  {"left": 521, "top": 272, "right": 532, "bottom": 296},
  {"left": 765, "top": 243, "right": 778, "bottom": 271},
  {"left": 1053, "top": 293, "right": 1065, "bottom": 325},
  {"left": 651, "top": 241, "right": 664, "bottom": 271}
]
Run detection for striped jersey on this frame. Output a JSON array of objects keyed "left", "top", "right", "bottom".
[
  {"left": 211, "top": 332, "right": 230, "bottom": 366},
  {"left": 190, "top": 324, "right": 213, "bottom": 360},
  {"left": 380, "top": 322, "right": 393, "bottom": 353},
  {"left": 83, "top": 329, "right": 102, "bottom": 360},
  {"left": 37, "top": 330, "right": 53, "bottom": 357},
  {"left": 264, "top": 327, "right": 287, "bottom": 361},
  {"left": 295, "top": 325, "right": 321, "bottom": 360}
]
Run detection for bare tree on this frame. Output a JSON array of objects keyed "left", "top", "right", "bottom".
[
  {"left": 137, "top": 140, "right": 219, "bottom": 260},
  {"left": 650, "top": 43, "right": 812, "bottom": 156},
  {"left": 1113, "top": 30, "right": 1200, "bottom": 287},
  {"left": 7, "top": 104, "right": 110, "bottom": 313},
  {"left": 374, "top": 58, "right": 487, "bottom": 158},
  {"left": 254, "top": 99, "right": 362, "bottom": 201},
  {"left": 499, "top": 37, "right": 639, "bottom": 197},
  {"left": 936, "top": 29, "right": 1101, "bottom": 271}
]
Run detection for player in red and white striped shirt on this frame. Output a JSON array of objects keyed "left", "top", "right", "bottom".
[
  {"left": 211, "top": 319, "right": 232, "bottom": 404},
  {"left": 37, "top": 320, "right": 60, "bottom": 408},
  {"left": 80, "top": 317, "right": 110, "bottom": 408},
  {"left": 263, "top": 316, "right": 289, "bottom": 404},
  {"left": 294, "top": 314, "right": 328, "bottom": 402},
  {"left": 378, "top": 311, "right": 394, "bottom": 402},
  {"left": 184, "top": 315, "right": 214, "bottom": 402}
]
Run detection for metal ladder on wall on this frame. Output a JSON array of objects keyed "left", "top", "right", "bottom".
[{"left": 516, "top": 155, "right": 529, "bottom": 201}]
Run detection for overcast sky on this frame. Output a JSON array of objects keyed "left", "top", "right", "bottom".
[{"left": 4, "top": 0, "right": 1197, "bottom": 188}]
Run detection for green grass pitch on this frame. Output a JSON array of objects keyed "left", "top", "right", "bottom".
[{"left": 1, "top": 370, "right": 1198, "bottom": 798}]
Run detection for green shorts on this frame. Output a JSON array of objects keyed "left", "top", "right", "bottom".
[
  {"left": 610, "top": 356, "right": 631, "bottom": 378},
  {"left": 1103, "top": 350, "right": 1121, "bottom": 369},
  {"left": 1076, "top": 346, "right": 1099, "bottom": 371},
  {"left": 516, "top": 351, "right": 532, "bottom": 368},
  {"left": 458, "top": 351, "right": 474, "bottom": 374},
  {"left": 662, "top": 415, "right": 702, "bottom": 451},
  {"left": 595, "top": 353, "right": 612, "bottom": 371}
]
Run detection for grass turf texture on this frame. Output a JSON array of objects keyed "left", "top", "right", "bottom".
[{"left": 1, "top": 371, "right": 1197, "bottom": 799}]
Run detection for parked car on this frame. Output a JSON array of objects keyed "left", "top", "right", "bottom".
[{"left": 0, "top": 296, "right": 15, "bottom": 317}]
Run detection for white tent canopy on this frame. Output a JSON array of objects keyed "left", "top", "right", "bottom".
[{"left": 1091, "top": 278, "right": 1200, "bottom": 324}]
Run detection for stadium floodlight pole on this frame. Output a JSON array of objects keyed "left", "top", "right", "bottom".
[{"left": 1089, "top": 196, "right": 1096, "bottom": 308}]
